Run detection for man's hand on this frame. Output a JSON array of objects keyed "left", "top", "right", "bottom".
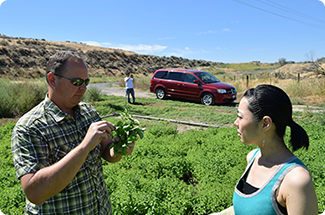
[
  {"left": 125, "top": 141, "right": 135, "bottom": 155},
  {"left": 81, "top": 121, "right": 115, "bottom": 152}
]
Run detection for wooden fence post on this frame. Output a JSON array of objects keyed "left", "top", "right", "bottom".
[{"left": 298, "top": 73, "right": 300, "bottom": 83}]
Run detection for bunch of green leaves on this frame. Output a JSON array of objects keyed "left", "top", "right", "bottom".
[{"left": 110, "top": 110, "right": 145, "bottom": 155}]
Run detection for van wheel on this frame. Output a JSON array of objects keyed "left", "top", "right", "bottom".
[
  {"left": 156, "top": 88, "right": 166, "bottom": 99},
  {"left": 201, "top": 93, "right": 214, "bottom": 105}
]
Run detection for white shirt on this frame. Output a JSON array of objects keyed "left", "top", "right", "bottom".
[{"left": 124, "top": 77, "right": 134, "bottom": 89}]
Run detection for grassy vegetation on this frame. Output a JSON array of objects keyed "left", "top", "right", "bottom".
[
  {"left": 1, "top": 93, "right": 325, "bottom": 214},
  {"left": 216, "top": 62, "right": 279, "bottom": 72},
  {"left": 89, "top": 76, "right": 122, "bottom": 84},
  {"left": 0, "top": 79, "right": 47, "bottom": 118},
  {"left": 0, "top": 72, "right": 325, "bottom": 118},
  {"left": 197, "top": 63, "right": 280, "bottom": 77},
  {"left": 1, "top": 71, "right": 324, "bottom": 120}
]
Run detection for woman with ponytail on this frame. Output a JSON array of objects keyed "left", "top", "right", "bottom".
[{"left": 231, "top": 84, "right": 318, "bottom": 215}]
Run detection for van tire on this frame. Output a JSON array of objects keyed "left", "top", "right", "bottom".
[
  {"left": 156, "top": 88, "right": 166, "bottom": 99},
  {"left": 201, "top": 93, "right": 214, "bottom": 105}
]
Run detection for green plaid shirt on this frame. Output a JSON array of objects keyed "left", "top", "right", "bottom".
[{"left": 11, "top": 96, "right": 112, "bottom": 215}]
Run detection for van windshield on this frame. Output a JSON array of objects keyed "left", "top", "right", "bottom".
[{"left": 194, "top": 72, "right": 220, "bottom": 84}]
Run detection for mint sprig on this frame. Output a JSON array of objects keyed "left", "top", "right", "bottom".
[{"left": 110, "top": 110, "right": 145, "bottom": 155}]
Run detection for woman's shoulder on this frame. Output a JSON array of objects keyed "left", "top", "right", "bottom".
[
  {"left": 246, "top": 148, "right": 259, "bottom": 164},
  {"left": 284, "top": 165, "right": 312, "bottom": 189}
]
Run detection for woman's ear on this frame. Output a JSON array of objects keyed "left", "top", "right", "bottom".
[{"left": 262, "top": 116, "right": 272, "bottom": 131}]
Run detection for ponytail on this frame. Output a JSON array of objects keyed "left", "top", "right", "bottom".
[
  {"left": 289, "top": 121, "right": 309, "bottom": 151},
  {"left": 244, "top": 85, "right": 310, "bottom": 152}
]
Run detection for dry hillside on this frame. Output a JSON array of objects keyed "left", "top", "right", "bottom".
[
  {"left": 271, "top": 63, "right": 325, "bottom": 79},
  {"left": 0, "top": 35, "right": 220, "bottom": 79},
  {"left": 1, "top": 34, "right": 324, "bottom": 80}
]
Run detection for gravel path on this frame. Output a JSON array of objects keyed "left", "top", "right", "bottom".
[{"left": 88, "top": 83, "right": 156, "bottom": 98}]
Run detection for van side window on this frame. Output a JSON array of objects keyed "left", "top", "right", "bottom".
[
  {"left": 184, "top": 74, "right": 197, "bottom": 83},
  {"left": 154, "top": 71, "right": 168, "bottom": 79},
  {"left": 168, "top": 72, "right": 184, "bottom": 81}
]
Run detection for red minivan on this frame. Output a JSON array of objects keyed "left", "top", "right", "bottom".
[{"left": 149, "top": 68, "right": 237, "bottom": 105}]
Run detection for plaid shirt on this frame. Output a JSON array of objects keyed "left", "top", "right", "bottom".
[{"left": 11, "top": 96, "right": 112, "bottom": 215}]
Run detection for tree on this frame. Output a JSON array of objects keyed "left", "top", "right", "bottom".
[
  {"left": 305, "top": 50, "right": 325, "bottom": 75},
  {"left": 304, "top": 50, "right": 316, "bottom": 63},
  {"left": 278, "top": 58, "right": 287, "bottom": 66}
]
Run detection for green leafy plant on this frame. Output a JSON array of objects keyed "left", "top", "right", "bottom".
[{"left": 110, "top": 110, "right": 145, "bottom": 155}]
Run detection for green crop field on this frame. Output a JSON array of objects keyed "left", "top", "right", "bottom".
[{"left": 1, "top": 95, "right": 325, "bottom": 214}]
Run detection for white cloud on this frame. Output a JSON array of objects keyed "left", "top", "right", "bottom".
[
  {"left": 196, "top": 30, "right": 217, "bottom": 35},
  {"left": 0, "top": 0, "right": 6, "bottom": 7},
  {"left": 166, "top": 47, "right": 203, "bottom": 58},
  {"left": 81, "top": 41, "right": 167, "bottom": 55},
  {"left": 82, "top": 41, "right": 111, "bottom": 47},
  {"left": 111, "top": 44, "right": 167, "bottom": 54},
  {"left": 196, "top": 28, "right": 230, "bottom": 35},
  {"left": 101, "top": 42, "right": 112, "bottom": 46}
]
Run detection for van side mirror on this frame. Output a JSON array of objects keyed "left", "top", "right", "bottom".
[{"left": 193, "top": 80, "right": 200, "bottom": 84}]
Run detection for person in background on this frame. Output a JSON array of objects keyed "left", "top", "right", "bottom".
[
  {"left": 11, "top": 51, "right": 135, "bottom": 214},
  {"left": 231, "top": 84, "right": 318, "bottom": 215},
  {"left": 124, "top": 71, "right": 135, "bottom": 104}
]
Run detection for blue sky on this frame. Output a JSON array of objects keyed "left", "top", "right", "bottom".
[{"left": 0, "top": 0, "right": 325, "bottom": 63}]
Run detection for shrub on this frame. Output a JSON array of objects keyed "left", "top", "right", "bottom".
[
  {"left": 0, "top": 79, "right": 47, "bottom": 118},
  {"left": 82, "top": 87, "right": 104, "bottom": 102},
  {"left": 0, "top": 40, "right": 9, "bottom": 46},
  {"left": 0, "top": 56, "right": 8, "bottom": 66}
]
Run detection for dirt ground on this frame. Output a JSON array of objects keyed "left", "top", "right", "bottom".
[
  {"left": 94, "top": 84, "right": 155, "bottom": 99},
  {"left": 90, "top": 83, "right": 324, "bottom": 113}
]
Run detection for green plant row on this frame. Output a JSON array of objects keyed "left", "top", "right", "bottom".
[
  {"left": 1, "top": 95, "right": 325, "bottom": 214},
  {"left": 1, "top": 121, "right": 325, "bottom": 214},
  {"left": 104, "top": 124, "right": 252, "bottom": 214},
  {"left": 0, "top": 122, "right": 25, "bottom": 214}
]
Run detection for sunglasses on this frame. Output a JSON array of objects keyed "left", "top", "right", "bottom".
[{"left": 54, "top": 73, "right": 90, "bottom": 86}]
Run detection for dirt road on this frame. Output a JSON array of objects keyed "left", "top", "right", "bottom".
[
  {"left": 89, "top": 83, "right": 155, "bottom": 99},
  {"left": 89, "top": 83, "right": 324, "bottom": 113}
]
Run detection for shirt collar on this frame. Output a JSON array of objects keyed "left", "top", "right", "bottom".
[{"left": 44, "top": 95, "right": 80, "bottom": 122}]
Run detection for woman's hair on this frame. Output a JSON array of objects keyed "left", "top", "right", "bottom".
[
  {"left": 45, "top": 51, "right": 85, "bottom": 83},
  {"left": 244, "top": 84, "right": 309, "bottom": 151}
]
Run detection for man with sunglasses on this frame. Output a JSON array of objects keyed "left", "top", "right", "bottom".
[{"left": 11, "top": 51, "right": 135, "bottom": 214}]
